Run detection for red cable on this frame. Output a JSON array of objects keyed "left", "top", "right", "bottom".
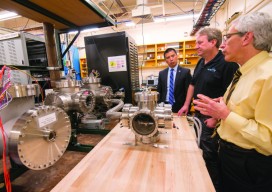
[
  {"left": 0, "top": 66, "right": 12, "bottom": 191},
  {"left": 0, "top": 118, "right": 12, "bottom": 192}
]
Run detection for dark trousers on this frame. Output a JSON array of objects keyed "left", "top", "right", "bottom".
[
  {"left": 195, "top": 114, "right": 221, "bottom": 192},
  {"left": 219, "top": 139, "right": 272, "bottom": 192}
]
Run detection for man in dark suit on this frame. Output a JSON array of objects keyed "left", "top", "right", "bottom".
[{"left": 157, "top": 48, "right": 192, "bottom": 113}]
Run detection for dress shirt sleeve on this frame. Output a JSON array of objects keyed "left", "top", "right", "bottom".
[{"left": 224, "top": 76, "right": 272, "bottom": 154}]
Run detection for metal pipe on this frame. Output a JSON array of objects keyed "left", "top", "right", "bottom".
[{"left": 106, "top": 99, "right": 124, "bottom": 120}]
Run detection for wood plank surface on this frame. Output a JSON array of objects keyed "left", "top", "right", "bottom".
[{"left": 51, "top": 116, "right": 215, "bottom": 192}]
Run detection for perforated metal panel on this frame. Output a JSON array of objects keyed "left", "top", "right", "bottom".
[{"left": 84, "top": 31, "right": 139, "bottom": 103}]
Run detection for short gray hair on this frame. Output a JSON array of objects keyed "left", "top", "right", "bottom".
[
  {"left": 233, "top": 12, "right": 272, "bottom": 52},
  {"left": 197, "top": 28, "right": 222, "bottom": 48}
]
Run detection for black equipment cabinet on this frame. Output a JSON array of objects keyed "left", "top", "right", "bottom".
[{"left": 84, "top": 32, "right": 139, "bottom": 103}]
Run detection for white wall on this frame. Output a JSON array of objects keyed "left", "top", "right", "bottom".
[
  {"left": 74, "top": 18, "right": 197, "bottom": 57},
  {"left": 209, "top": 0, "right": 272, "bottom": 32},
  {"left": 255, "top": 1, "right": 272, "bottom": 15},
  {"left": 125, "top": 19, "right": 196, "bottom": 45}
]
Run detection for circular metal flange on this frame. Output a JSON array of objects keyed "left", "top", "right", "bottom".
[
  {"left": 101, "top": 86, "right": 113, "bottom": 100},
  {"left": 134, "top": 91, "right": 159, "bottom": 111},
  {"left": 44, "top": 92, "right": 71, "bottom": 112},
  {"left": 130, "top": 110, "right": 158, "bottom": 138},
  {"left": 134, "top": 91, "right": 159, "bottom": 103},
  {"left": 73, "top": 90, "right": 96, "bottom": 113},
  {"left": 8, "top": 105, "right": 71, "bottom": 170},
  {"left": 7, "top": 84, "right": 40, "bottom": 98},
  {"left": 55, "top": 79, "right": 81, "bottom": 88},
  {"left": 82, "top": 77, "right": 101, "bottom": 84}
]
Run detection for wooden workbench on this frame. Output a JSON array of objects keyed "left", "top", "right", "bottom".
[{"left": 51, "top": 116, "right": 215, "bottom": 192}]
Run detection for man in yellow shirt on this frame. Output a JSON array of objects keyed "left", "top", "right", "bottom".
[{"left": 193, "top": 12, "right": 272, "bottom": 192}]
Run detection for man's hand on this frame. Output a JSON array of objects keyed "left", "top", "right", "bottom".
[
  {"left": 178, "top": 105, "right": 188, "bottom": 116},
  {"left": 193, "top": 94, "right": 230, "bottom": 120},
  {"left": 204, "top": 118, "right": 218, "bottom": 128}
]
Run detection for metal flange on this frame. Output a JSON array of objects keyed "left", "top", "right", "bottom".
[{"left": 8, "top": 105, "right": 71, "bottom": 170}]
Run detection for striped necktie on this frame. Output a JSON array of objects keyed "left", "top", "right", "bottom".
[
  {"left": 225, "top": 69, "right": 242, "bottom": 105},
  {"left": 212, "top": 69, "right": 242, "bottom": 138},
  {"left": 169, "top": 68, "right": 174, "bottom": 105}
]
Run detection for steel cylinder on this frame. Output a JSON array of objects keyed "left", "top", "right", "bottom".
[{"left": 134, "top": 91, "right": 159, "bottom": 111}]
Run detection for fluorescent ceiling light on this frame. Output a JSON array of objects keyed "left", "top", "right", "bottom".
[
  {"left": 125, "top": 22, "right": 135, "bottom": 27},
  {"left": 68, "top": 28, "right": 99, "bottom": 34},
  {"left": 68, "top": 30, "right": 79, "bottom": 34},
  {"left": 154, "top": 14, "right": 200, "bottom": 23},
  {"left": 81, "top": 28, "right": 99, "bottom": 33},
  {"left": 0, "top": 11, "right": 21, "bottom": 21}
]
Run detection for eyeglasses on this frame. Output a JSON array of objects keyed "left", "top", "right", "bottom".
[{"left": 223, "top": 32, "right": 245, "bottom": 42}]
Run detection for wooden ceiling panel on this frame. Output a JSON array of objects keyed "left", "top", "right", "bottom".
[
  {"left": 0, "top": 0, "right": 114, "bottom": 31},
  {"left": 0, "top": 0, "right": 68, "bottom": 29},
  {"left": 31, "top": 0, "right": 106, "bottom": 27}
]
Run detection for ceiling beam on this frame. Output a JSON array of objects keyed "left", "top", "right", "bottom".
[{"left": 14, "top": 0, "right": 78, "bottom": 28}]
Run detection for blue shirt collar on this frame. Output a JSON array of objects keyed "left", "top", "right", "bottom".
[{"left": 169, "top": 64, "right": 178, "bottom": 72}]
